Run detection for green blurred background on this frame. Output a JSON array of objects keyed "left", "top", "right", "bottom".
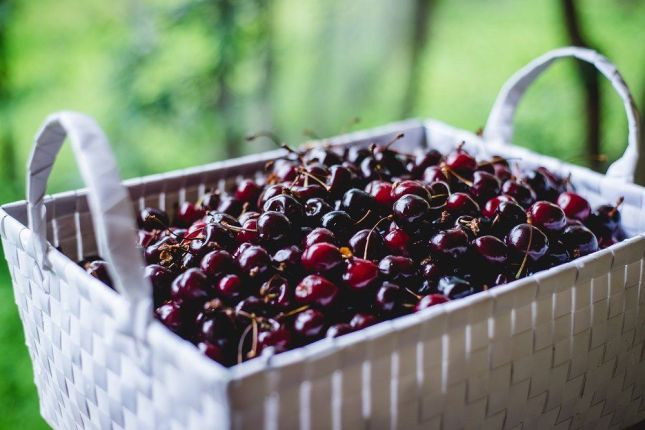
[{"left": 0, "top": 0, "right": 643, "bottom": 428}]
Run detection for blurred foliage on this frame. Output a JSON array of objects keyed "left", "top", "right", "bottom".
[{"left": 0, "top": 0, "right": 644, "bottom": 428}]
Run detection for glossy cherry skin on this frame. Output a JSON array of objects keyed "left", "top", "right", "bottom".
[
  {"left": 505, "top": 224, "right": 549, "bottom": 262},
  {"left": 490, "top": 201, "right": 527, "bottom": 237},
  {"left": 327, "top": 165, "right": 354, "bottom": 197},
  {"left": 235, "top": 245, "right": 271, "bottom": 278},
  {"left": 293, "top": 309, "right": 326, "bottom": 339},
  {"left": 237, "top": 218, "right": 259, "bottom": 244},
  {"left": 304, "top": 228, "right": 337, "bottom": 247},
  {"left": 501, "top": 180, "right": 536, "bottom": 208},
  {"left": 155, "top": 301, "right": 184, "bottom": 333},
  {"left": 85, "top": 260, "right": 113, "bottom": 288},
  {"left": 445, "top": 192, "right": 480, "bottom": 217},
  {"left": 321, "top": 211, "right": 354, "bottom": 241},
  {"left": 378, "top": 255, "right": 416, "bottom": 283},
  {"left": 326, "top": 323, "right": 354, "bottom": 338},
  {"left": 472, "top": 235, "right": 508, "bottom": 265},
  {"left": 375, "top": 282, "right": 403, "bottom": 314},
  {"left": 170, "top": 268, "right": 209, "bottom": 303},
  {"left": 176, "top": 202, "right": 206, "bottom": 227},
  {"left": 393, "top": 194, "right": 430, "bottom": 225},
  {"left": 235, "top": 179, "right": 261, "bottom": 204},
  {"left": 216, "top": 274, "right": 243, "bottom": 300},
  {"left": 445, "top": 150, "right": 477, "bottom": 175},
  {"left": 263, "top": 194, "right": 305, "bottom": 225},
  {"left": 343, "top": 258, "right": 380, "bottom": 291},
  {"left": 197, "top": 341, "right": 228, "bottom": 364},
  {"left": 557, "top": 192, "right": 591, "bottom": 222},
  {"left": 257, "top": 211, "right": 292, "bottom": 245},
  {"left": 366, "top": 180, "right": 396, "bottom": 207},
  {"left": 295, "top": 274, "right": 339, "bottom": 308},
  {"left": 349, "top": 312, "right": 378, "bottom": 330},
  {"left": 200, "top": 250, "right": 234, "bottom": 278},
  {"left": 423, "top": 165, "right": 449, "bottom": 183},
  {"left": 259, "top": 275, "right": 293, "bottom": 310},
  {"left": 470, "top": 171, "right": 501, "bottom": 204},
  {"left": 437, "top": 276, "right": 478, "bottom": 299},
  {"left": 414, "top": 293, "right": 449, "bottom": 312},
  {"left": 528, "top": 201, "right": 567, "bottom": 234},
  {"left": 341, "top": 188, "right": 376, "bottom": 221},
  {"left": 562, "top": 225, "right": 599, "bottom": 257},
  {"left": 391, "top": 180, "right": 429, "bottom": 201},
  {"left": 429, "top": 228, "right": 469, "bottom": 259},
  {"left": 301, "top": 242, "right": 343, "bottom": 273},
  {"left": 257, "top": 322, "right": 292, "bottom": 354},
  {"left": 139, "top": 207, "right": 170, "bottom": 231},
  {"left": 349, "top": 229, "right": 385, "bottom": 260},
  {"left": 145, "top": 264, "right": 175, "bottom": 306},
  {"left": 304, "top": 198, "right": 333, "bottom": 225},
  {"left": 482, "top": 195, "right": 516, "bottom": 218},
  {"left": 384, "top": 228, "right": 411, "bottom": 256}
]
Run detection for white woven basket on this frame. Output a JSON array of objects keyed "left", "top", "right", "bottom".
[{"left": 2, "top": 47, "right": 645, "bottom": 430}]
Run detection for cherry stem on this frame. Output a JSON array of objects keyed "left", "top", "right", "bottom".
[
  {"left": 443, "top": 165, "right": 473, "bottom": 187},
  {"left": 354, "top": 209, "right": 373, "bottom": 226},
  {"left": 237, "top": 323, "right": 254, "bottom": 364},
  {"left": 249, "top": 318, "right": 259, "bottom": 359},
  {"left": 364, "top": 214, "right": 393, "bottom": 259},
  {"left": 298, "top": 169, "right": 331, "bottom": 191},
  {"left": 477, "top": 157, "right": 521, "bottom": 168},
  {"left": 515, "top": 225, "right": 533, "bottom": 279},
  {"left": 404, "top": 287, "right": 421, "bottom": 300},
  {"left": 609, "top": 196, "right": 624, "bottom": 218},
  {"left": 220, "top": 221, "right": 257, "bottom": 233},
  {"left": 276, "top": 305, "right": 309, "bottom": 320},
  {"left": 382, "top": 133, "right": 405, "bottom": 151}
]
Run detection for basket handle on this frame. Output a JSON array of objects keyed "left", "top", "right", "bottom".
[
  {"left": 27, "top": 111, "right": 152, "bottom": 338},
  {"left": 483, "top": 47, "right": 642, "bottom": 183}
]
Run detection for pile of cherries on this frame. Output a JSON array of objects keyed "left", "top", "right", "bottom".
[{"left": 82, "top": 135, "right": 626, "bottom": 367}]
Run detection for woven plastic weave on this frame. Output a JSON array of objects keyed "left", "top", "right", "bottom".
[{"left": 2, "top": 47, "right": 645, "bottom": 430}]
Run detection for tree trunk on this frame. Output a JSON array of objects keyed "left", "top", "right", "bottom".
[
  {"left": 401, "top": 0, "right": 436, "bottom": 118},
  {"left": 560, "top": 0, "right": 602, "bottom": 171}
]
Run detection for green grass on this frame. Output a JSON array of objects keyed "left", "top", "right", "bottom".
[{"left": 0, "top": 0, "right": 644, "bottom": 428}]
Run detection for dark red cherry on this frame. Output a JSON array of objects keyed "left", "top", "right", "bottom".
[
  {"left": 145, "top": 264, "right": 175, "bottom": 306},
  {"left": 413, "top": 149, "right": 442, "bottom": 175},
  {"left": 366, "top": 180, "right": 396, "bottom": 207},
  {"left": 493, "top": 164, "right": 512, "bottom": 182},
  {"left": 326, "top": 165, "right": 354, "bottom": 197},
  {"left": 437, "top": 276, "right": 478, "bottom": 299},
  {"left": 139, "top": 207, "right": 170, "bottom": 231},
  {"left": 321, "top": 211, "right": 354, "bottom": 240},
  {"left": 155, "top": 301, "right": 184, "bottom": 333},
  {"left": 197, "top": 341, "right": 228, "bottom": 364},
  {"left": 445, "top": 192, "right": 480, "bottom": 217},
  {"left": 502, "top": 180, "right": 536, "bottom": 208},
  {"left": 301, "top": 243, "right": 342, "bottom": 273},
  {"left": 235, "top": 179, "right": 261, "bottom": 204},
  {"left": 472, "top": 235, "right": 508, "bottom": 265},
  {"left": 391, "top": 180, "right": 429, "bottom": 201},
  {"left": 340, "top": 188, "right": 376, "bottom": 221},
  {"left": 196, "top": 309, "right": 235, "bottom": 344},
  {"left": 216, "top": 274, "right": 243, "bottom": 299},
  {"left": 235, "top": 295, "right": 265, "bottom": 317},
  {"left": 482, "top": 195, "right": 516, "bottom": 218},
  {"left": 304, "top": 198, "right": 333, "bottom": 225},
  {"left": 326, "top": 323, "right": 353, "bottom": 338},
  {"left": 263, "top": 194, "right": 305, "bottom": 225},
  {"left": 562, "top": 225, "right": 599, "bottom": 257},
  {"left": 85, "top": 260, "right": 113, "bottom": 288},
  {"left": 393, "top": 194, "right": 430, "bottom": 225},
  {"left": 138, "top": 230, "right": 157, "bottom": 248},
  {"left": 423, "top": 165, "right": 449, "bottom": 183},
  {"left": 343, "top": 258, "right": 380, "bottom": 291},
  {"left": 272, "top": 245, "right": 302, "bottom": 274},
  {"left": 349, "top": 312, "right": 378, "bottom": 330},
  {"left": 176, "top": 202, "right": 206, "bottom": 227},
  {"left": 257, "top": 321, "right": 292, "bottom": 354},
  {"left": 257, "top": 211, "right": 292, "bottom": 245},
  {"left": 237, "top": 218, "right": 259, "bottom": 244},
  {"left": 304, "top": 228, "right": 337, "bottom": 247},
  {"left": 170, "top": 268, "right": 209, "bottom": 303},
  {"left": 260, "top": 275, "right": 293, "bottom": 310},
  {"left": 295, "top": 274, "right": 339, "bottom": 308},
  {"left": 414, "top": 293, "right": 449, "bottom": 312},
  {"left": 490, "top": 201, "right": 527, "bottom": 237},
  {"left": 429, "top": 228, "right": 469, "bottom": 259},
  {"left": 349, "top": 229, "right": 385, "bottom": 260},
  {"left": 235, "top": 245, "right": 271, "bottom": 278},
  {"left": 384, "top": 228, "right": 411, "bottom": 256},
  {"left": 378, "top": 255, "right": 416, "bottom": 283},
  {"left": 199, "top": 191, "right": 221, "bottom": 211},
  {"left": 445, "top": 150, "right": 477, "bottom": 175},
  {"left": 200, "top": 250, "right": 234, "bottom": 277},
  {"left": 505, "top": 224, "right": 549, "bottom": 262},
  {"left": 293, "top": 309, "right": 326, "bottom": 339},
  {"left": 557, "top": 192, "right": 591, "bottom": 222},
  {"left": 528, "top": 201, "right": 566, "bottom": 234},
  {"left": 470, "top": 171, "right": 501, "bottom": 204},
  {"left": 375, "top": 282, "right": 403, "bottom": 314},
  {"left": 257, "top": 184, "right": 286, "bottom": 208}
]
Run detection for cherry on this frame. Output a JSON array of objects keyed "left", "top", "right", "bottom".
[
  {"left": 257, "top": 321, "right": 292, "bottom": 354},
  {"left": 490, "top": 201, "right": 527, "bottom": 237},
  {"left": 366, "top": 180, "right": 396, "bottom": 208},
  {"left": 327, "top": 165, "right": 354, "bottom": 197},
  {"left": 177, "top": 202, "right": 206, "bottom": 227},
  {"left": 429, "top": 228, "right": 469, "bottom": 259},
  {"left": 349, "top": 312, "right": 378, "bottom": 330},
  {"left": 340, "top": 188, "right": 376, "bottom": 221},
  {"left": 391, "top": 180, "right": 429, "bottom": 201},
  {"left": 196, "top": 309, "right": 235, "bottom": 345},
  {"left": 412, "top": 149, "right": 442, "bottom": 176},
  {"left": 501, "top": 180, "right": 536, "bottom": 208},
  {"left": 304, "top": 197, "right": 333, "bottom": 225},
  {"left": 216, "top": 274, "right": 243, "bottom": 299},
  {"left": 235, "top": 245, "right": 271, "bottom": 278},
  {"left": 155, "top": 301, "right": 184, "bottom": 333},
  {"left": 293, "top": 309, "right": 326, "bottom": 339},
  {"left": 375, "top": 282, "right": 403, "bottom": 314},
  {"left": 237, "top": 218, "right": 259, "bottom": 244},
  {"left": 291, "top": 184, "right": 327, "bottom": 202},
  {"left": 258, "top": 184, "right": 286, "bottom": 208},
  {"left": 295, "top": 274, "right": 339, "bottom": 308},
  {"left": 257, "top": 211, "right": 292, "bottom": 245},
  {"left": 378, "top": 255, "right": 416, "bottom": 284},
  {"left": 139, "top": 207, "right": 170, "bottom": 231},
  {"left": 393, "top": 194, "right": 430, "bottom": 225},
  {"left": 272, "top": 245, "right": 302, "bottom": 275},
  {"left": 301, "top": 242, "right": 342, "bottom": 273},
  {"left": 304, "top": 227, "right": 337, "bottom": 247},
  {"left": 505, "top": 224, "right": 549, "bottom": 263},
  {"left": 145, "top": 264, "right": 175, "bottom": 306},
  {"left": 197, "top": 341, "right": 228, "bottom": 364},
  {"left": 320, "top": 211, "right": 354, "bottom": 240},
  {"left": 437, "top": 276, "right": 477, "bottom": 299},
  {"left": 445, "top": 150, "right": 477, "bottom": 175},
  {"left": 200, "top": 250, "right": 234, "bottom": 278},
  {"left": 260, "top": 275, "right": 293, "bottom": 310},
  {"left": 445, "top": 192, "right": 480, "bottom": 217},
  {"left": 349, "top": 229, "right": 385, "bottom": 260},
  {"left": 557, "top": 192, "right": 591, "bottom": 222},
  {"left": 586, "top": 198, "right": 623, "bottom": 236},
  {"left": 414, "top": 293, "right": 449, "bottom": 312},
  {"left": 523, "top": 168, "right": 560, "bottom": 202},
  {"left": 562, "top": 225, "right": 598, "bottom": 257},
  {"left": 470, "top": 171, "right": 501, "bottom": 204},
  {"left": 326, "top": 323, "right": 353, "bottom": 338},
  {"left": 384, "top": 228, "right": 411, "bottom": 256},
  {"left": 263, "top": 194, "right": 305, "bottom": 225},
  {"left": 482, "top": 195, "right": 516, "bottom": 218},
  {"left": 472, "top": 236, "right": 508, "bottom": 265},
  {"left": 343, "top": 258, "right": 380, "bottom": 291},
  {"left": 85, "top": 260, "right": 113, "bottom": 288},
  {"left": 493, "top": 164, "right": 512, "bottom": 182},
  {"left": 170, "top": 268, "right": 209, "bottom": 303},
  {"left": 528, "top": 201, "right": 566, "bottom": 234},
  {"left": 235, "top": 179, "right": 261, "bottom": 204},
  {"left": 423, "top": 165, "right": 449, "bottom": 183},
  {"left": 235, "top": 295, "right": 265, "bottom": 317}
]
